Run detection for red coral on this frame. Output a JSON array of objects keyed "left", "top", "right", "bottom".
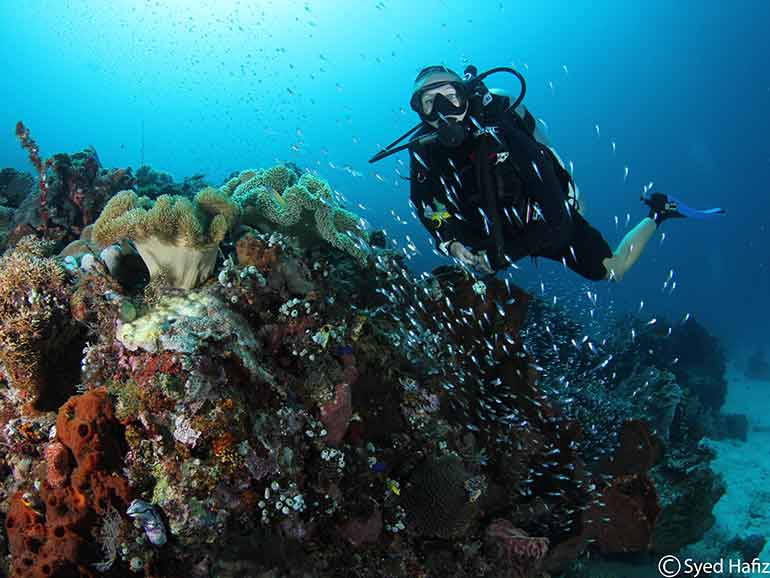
[
  {"left": 319, "top": 364, "right": 358, "bottom": 446},
  {"left": 6, "top": 388, "right": 131, "bottom": 577}
]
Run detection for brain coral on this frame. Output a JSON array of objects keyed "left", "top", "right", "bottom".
[{"left": 403, "top": 454, "right": 481, "bottom": 539}]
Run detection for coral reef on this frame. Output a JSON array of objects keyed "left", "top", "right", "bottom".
[
  {"left": 651, "top": 462, "right": 726, "bottom": 553},
  {"left": 228, "top": 164, "right": 369, "bottom": 265},
  {"left": 0, "top": 168, "right": 33, "bottom": 209},
  {"left": 0, "top": 237, "right": 83, "bottom": 411},
  {"left": 0, "top": 169, "right": 33, "bottom": 247},
  {"left": 12, "top": 124, "right": 134, "bottom": 247},
  {"left": 92, "top": 188, "right": 239, "bottom": 289},
  {"left": 134, "top": 165, "right": 208, "bottom": 199},
  {"left": 0, "top": 154, "right": 731, "bottom": 578}
]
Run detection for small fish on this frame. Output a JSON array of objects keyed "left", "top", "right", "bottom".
[
  {"left": 623, "top": 165, "right": 629, "bottom": 182},
  {"left": 478, "top": 207, "right": 492, "bottom": 236},
  {"left": 531, "top": 161, "right": 543, "bottom": 181},
  {"left": 412, "top": 150, "right": 428, "bottom": 170},
  {"left": 271, "top": 188, "right": 286, "bottom": 207},
  {"left": 595, "top": 123, "right": 600, "bottom": 138},
  {"left": 611, "top": 141, "right": 616, "bottom": 155},
  {"left": 509, "top": 206, "right": 524, "bottom": 226}
]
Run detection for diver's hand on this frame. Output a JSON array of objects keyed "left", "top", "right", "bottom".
[{"left": 449, "top": 241, "right": 494, "bottom": 274}]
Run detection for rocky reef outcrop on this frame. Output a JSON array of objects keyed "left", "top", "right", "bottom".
[{"left": 0, "top": 145, "right": 735, "bottom": 577}]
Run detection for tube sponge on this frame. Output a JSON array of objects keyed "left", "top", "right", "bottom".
[
  {"left": 92, "top": 188, "right": 240, "bottom": 289},
  {"left": 231, "top": 165, "right": 368, "bottom": 265}
]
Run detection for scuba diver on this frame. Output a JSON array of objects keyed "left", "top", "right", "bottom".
[{"left": 370, "top": 65, "right": 725, "bottom": 280}]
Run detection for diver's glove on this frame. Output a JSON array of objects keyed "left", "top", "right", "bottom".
[
  {"left": 642, "top": 192, "right": 685, "bottom": 226},
  {"left": 449, "top": 241, "right": 494, "bottom": 274}
]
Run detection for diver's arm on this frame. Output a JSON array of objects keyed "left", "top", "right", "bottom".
[{"left": 409, "top": 158, "right": 486, "bottom": 255}]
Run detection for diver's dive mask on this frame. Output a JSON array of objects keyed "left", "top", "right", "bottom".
[
  {"left": 368, "top": 64, "right": 527, "bottom": 163},
  {"left": 410, "top": 81, "right": 468, "bottom": 122},
  {"left": 410, "top": 81, "right": 470, "bottom": 147}
]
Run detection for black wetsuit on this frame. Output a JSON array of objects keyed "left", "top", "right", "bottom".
[{"left": 409, "top": 94, "right": 613, "bottom": 281}]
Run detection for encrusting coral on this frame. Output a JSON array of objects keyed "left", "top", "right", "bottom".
[
  {"left": 92, "top": 187, "right": 239, "bottom": 289},
  {"left": 0, "top": 237, "right": 81, "bottom": 410},
  {"left": 227, "top": 164, "right": 369, "bottom": 265}
]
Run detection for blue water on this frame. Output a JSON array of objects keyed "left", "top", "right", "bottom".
[{"left": 1, "top": 0, "right": 768, "bottom": 350}]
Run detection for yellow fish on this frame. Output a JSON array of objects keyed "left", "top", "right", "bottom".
[{"left": 271, "top": 188, "right": 287, "bottom": 207}]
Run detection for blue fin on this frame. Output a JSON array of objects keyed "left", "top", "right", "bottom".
[{"left": 668, "top": 195, "right": 726, "bottom": 220}]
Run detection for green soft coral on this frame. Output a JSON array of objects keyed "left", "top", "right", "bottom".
[
  {"left": 231, "top": 165, "right": 369, "bottom": 265},
  {"left": 92, "top": 188, "right": 240, "bottom": 289}
]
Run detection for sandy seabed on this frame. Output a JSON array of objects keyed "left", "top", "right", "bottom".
[{"left": 689, "top": 364, "right": 770, "bottom": 574}]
